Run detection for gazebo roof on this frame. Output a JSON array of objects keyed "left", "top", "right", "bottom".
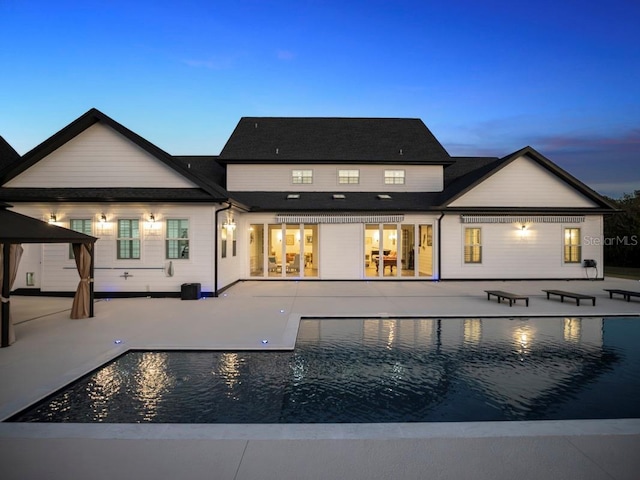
[{"left": 0, "top": 203, "right": 96, "bottom": 244}]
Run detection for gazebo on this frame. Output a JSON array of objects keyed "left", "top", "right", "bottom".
[{"left": 0, "top": 203, "right": 97, "bottom": 347}]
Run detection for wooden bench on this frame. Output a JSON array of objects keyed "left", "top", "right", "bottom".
[
  {"left": 542, "top": 289, "right": 596, "bottom": 306},
  {"left": 485, "top": 290, "right": 529, "bottom": 307},
  {"left": 604, "top": 289, "right": 640, "bottom": 302}
]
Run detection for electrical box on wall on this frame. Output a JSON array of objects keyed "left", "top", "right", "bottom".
[{"left": 583, "top": 259, "right": 597, "bottom": 268}]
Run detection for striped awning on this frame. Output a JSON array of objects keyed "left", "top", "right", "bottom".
[
  {"left": 276, "top": 214, "right": 405, "bottom": 224},
  {"left": 460, "top": 215, "right": 585, "bottom": 224}
]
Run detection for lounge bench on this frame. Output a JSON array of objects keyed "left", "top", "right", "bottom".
[
  {"left": 604, "top": 289, "right": 640, "bottom": 302},
  {"left": 542, "top": 289, "right": 595, "bottom": 306},
  {"left": 485, "top": 290, "right": 529, "bottom": 307}
]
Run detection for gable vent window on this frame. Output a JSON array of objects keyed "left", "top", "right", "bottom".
[
  {"left": 338, "top": 169, "right": 359, "bottom": 184},
  {"left": 292, "top": 170, "right": 313, "bottom": 184},
  {"left": 384, "top": 170, "right": 405, "bottom": 185}
]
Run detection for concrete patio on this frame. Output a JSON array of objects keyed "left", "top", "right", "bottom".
[{"left": 1, "top": 278, "right": 639, "bottom": 479}]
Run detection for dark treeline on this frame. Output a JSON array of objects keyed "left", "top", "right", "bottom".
[{"left": 603, "top": 191, "right": 640, "bottom": 267}]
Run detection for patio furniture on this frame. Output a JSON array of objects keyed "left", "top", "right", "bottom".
[
  {"left": 604, "top": 289, "right": 640, "bottom": 302},
  {"left": 542, "top": 289, "right": 595, "bottom": 306},
  {"left": 485, "top": 290, "right": 529, "bottom": 307}
]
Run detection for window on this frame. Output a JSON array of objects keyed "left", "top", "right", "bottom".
[
  {"left": 69, "top": 219, "right": 92, "bottom": 258},
  {"left": 166, "top": 219, "right": 189, "bottom": 259},
  {"left": 464, "top": 228, "right": 482, "bottom": 263},
  {"left": 292, "top": 170, "right": 313, "bottom": 184},
  {"left": 117, "top": 219, "right": 140, "bottom": 259},
  {"left": 384, "top": 170, "right": 405, "bottom": 184},
  {"left": 221, "top": 227, "right": 227, "bottom": 258},
  {"left": 338, "top": 169, "right": 359, "bottom": 184},
  {"left": 564, "top": 228, "right": 581, "bottom": 263}
]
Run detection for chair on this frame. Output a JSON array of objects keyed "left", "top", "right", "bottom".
[
  {"left": 268, "top": 256, "right": 278, "bottom": 272},
  {"left": 288, "top": 254, "right": 301, "bottom": 272}
]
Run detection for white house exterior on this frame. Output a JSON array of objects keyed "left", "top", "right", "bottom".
[{"left": 0, "top": 109, "right": 615, "bottom": 297}]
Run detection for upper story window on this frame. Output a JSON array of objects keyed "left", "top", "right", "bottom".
[
  {"left": 564, "top": 228, "right": 581, "bottom": 263},
  {"left": 117, "top": 219, "right": 140, "bottom": 259},
  {"left": 384, "top": 170, "right": 405, "bottom": 184},
  {"left": 338, "top": 169, "right": 359, "bottom": 184},
  {"left": 292, "top": 169, "right": 313, "bottom": 184},
  {"left": 166, "top": 219, "right": 189, "bottom": 259},
  {"left": 69, "top": 219, "right": 92, "bottom": 259},
  {"left": 464, "top": 227, "right": 482, "bottom": 264}
]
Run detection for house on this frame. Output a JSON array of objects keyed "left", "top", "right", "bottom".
[{"left": 0, "top": 109, "right": 615, "bottom": 297}]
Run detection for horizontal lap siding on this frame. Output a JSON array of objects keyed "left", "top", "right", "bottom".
[
  {"left": 6, "top": 123, "right": 196, "bottom": 188},
  {"left": 449, "top": 156, "right": 598, "bottom": 208},
  {"left": 441, "top": 216, "right": 603, "bottom": 279},
  {"left": 319, "top": 224, "right": 363, "bottom": 279},
  {"left": 227, "top": 164, "right": 443, "bottom": 192},
  {"left": 13, "top": 204, "right": 215, "bottom": 293}
]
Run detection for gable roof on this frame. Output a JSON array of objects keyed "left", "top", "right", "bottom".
[
  {"left": 219, "top": 117, "right": 454, "bottom": 165},
  {"left": 0, "top": 108, "right": 230, "bottom": 201},
  {"left": 442, "top": 146, "right": 616, "bottom": 210}
]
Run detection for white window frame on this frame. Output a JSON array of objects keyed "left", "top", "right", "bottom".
[
  {"left": 384, "top": 169, "right": 405, "bottom": 185},
  {"left": 68, "top": 218, "right": 92, "bottom": 259},
  {"left": 464, "top": 227, "right": 482, "bottom": 264},
  {"left": 563, "top": 227, "right": 582, "bottom": 264},
  {"left": 166, "top": 219, "right": 190, "bottom": 259},
  {"left": 338, "top": 169, "right": 359, "bottom": 184},
  {"left": 292, "top": 169, "right": 313, "bottom": 184},
  {"left": 117, "top": 218, "right": 141, "bottom": 260}
]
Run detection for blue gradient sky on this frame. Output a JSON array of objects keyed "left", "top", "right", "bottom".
[{"left": 1, "top": 0, "right": 638, "bottom": 198}]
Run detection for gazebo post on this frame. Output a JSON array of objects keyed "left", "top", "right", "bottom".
[
  {"left": 1, "top": 242, "right": 10, "bottom": 348},
  {"left": 89, "top": 243, "right": 95, "bottom": 318}
]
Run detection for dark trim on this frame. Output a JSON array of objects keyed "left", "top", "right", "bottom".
[
  {"left": 438, "top": 278, "right": 604, "bottom": 282},
  {"left": 11, "top": 289, "right": 215, "bottom": 298},
  {"left": 218, "top": 159, "right": 455, "bottom": 166},
  {"left": 214, "top": 202, "right": 233, "bottom": 297}
]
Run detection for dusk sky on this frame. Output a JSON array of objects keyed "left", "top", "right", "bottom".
[{"left": 1, "top": 0, "right": 638, "bottom": 198}]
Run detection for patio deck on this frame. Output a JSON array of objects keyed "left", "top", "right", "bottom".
[{"left": 1, "top": 278, "right": 639, "bottom": 479}]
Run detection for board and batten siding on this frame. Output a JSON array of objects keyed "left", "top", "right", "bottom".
[
  {"left": 6, "top": 123, "right": 197, "bottom": 188},
  {"left": 319, "top": 223, "right": 363, "bottom": 279},
  {"left": 448, "top": 156, "right": 598, "bottom": 208},
  {"left": 13, "top": 204, "right": 215, "bottom": 293},
  {"left": 227, "top": 164, "right": 444, "bottom": 192},
  {"left": 440, "top": 215, "right": 603, "bottom": 279}
]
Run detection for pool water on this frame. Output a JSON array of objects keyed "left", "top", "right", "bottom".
[{"left": 7, "top": 317, "right": 640, "bottom": 423}]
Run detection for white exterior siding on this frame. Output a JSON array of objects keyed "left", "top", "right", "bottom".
[
  {"left": 449, "top": 156, "right": 598, "bottom": 208},
  {"left": 12, "top": 204, "right": 216, "bottom": 293},
  {"left": 319, "top": 224, "right": 363, "bottom": 278},
  {"left": 440, "top": 215, "right": 604, "bottom": 279},
  {"left": 6, "top": 123, "right": 197, "bottom": 188},
  {"left": 227, "top": 164, "right": 444, "bottom": 192}
]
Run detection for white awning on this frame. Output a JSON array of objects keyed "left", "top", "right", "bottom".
[
  {"left": 276, "top": 214, "right": 405, "bottom": 224},
  {"left": 460, "top": 215, "right": 585, "bottom": 224}
]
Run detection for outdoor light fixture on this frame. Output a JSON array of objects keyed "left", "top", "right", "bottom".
[
  {"left": 49, "top": 214, "right": 57, "bottom": 223},
  {"left": 149, "top": 214, "right": 155, "bottom": 223},
  {"left": 100, "top": 213, "right": 107, "bottom": 223}
]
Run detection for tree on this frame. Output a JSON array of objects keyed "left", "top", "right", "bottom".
[{"left": 603, "top": 191, "right": 640, "bottom": 267}]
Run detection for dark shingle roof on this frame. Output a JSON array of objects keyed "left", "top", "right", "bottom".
[
  {"left": 174, "top": 156, "right": 226, "bottom": 187},
  {"left": 0, "top": 188, "right": 220, "bottom": 203},
  {"left": 219, "top": 117, "right": 453, "bottom": 164},
  {"left": 0, "top": 136, "right": 21, "bottom": 175}
]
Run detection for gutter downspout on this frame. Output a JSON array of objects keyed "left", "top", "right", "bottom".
[
  {"left": 436, "top": 212, "right": 445, "bottom": 281},
  {"left": 214, "top": 202, "right": 232, "bottom": 297}
]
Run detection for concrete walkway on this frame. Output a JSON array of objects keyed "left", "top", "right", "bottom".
[{"left": 1, "top": 278, "right": 639, "bottom": 479}]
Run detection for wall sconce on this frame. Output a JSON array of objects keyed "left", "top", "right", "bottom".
[
  {"left": 223, "top": 219, "right": 236, "bottom": 231},
  {"left": 519, "top": 224, "right": 528, "bottom": 238},
  {"left": 100, "top": 213, "right": 107, "bottom": 223},
  {"left": 49, "top": 214, "right": 57, "bottom": 224},
  {"left": 149, "top": 214, "right": 155, "bottom": 223}
]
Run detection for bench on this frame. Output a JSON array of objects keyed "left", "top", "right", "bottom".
[
  {"left": 485, "top": 290, "right": 529, "bottom": 307},
  {"left": 604, "top": 289, "right": 640, "bottom": 302},
  {"left": 542, "top": 289, "right": 596, "bottom": 306}
]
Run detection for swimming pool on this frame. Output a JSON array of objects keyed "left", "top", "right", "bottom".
[{"left": 7, "top": 317, "right": 640, "bottom": 423}]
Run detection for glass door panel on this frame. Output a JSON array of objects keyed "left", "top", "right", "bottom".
[
  {"left": 418, "top": 224, "right": 433, "bottom": 277},
  {"left": 364, "top": 224, "right": 379, "bottom": 278},
  {"left": 249, "top": 224, "right": 264, "bottom": 277},
  {"left": 400, "top": 224, "right": 415, "bottom": 277},
  {"left": 382, "top": 224, "right": 398, "bottom": 277},
  {"left": 303, "top": 225, "right": 318, "bottom": 277},
  {"left": 285, "top": 224, "right": 302, "bottom": 278},
  {"left": 268, "top": 224, "right": 283, "bottom": 277}
]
